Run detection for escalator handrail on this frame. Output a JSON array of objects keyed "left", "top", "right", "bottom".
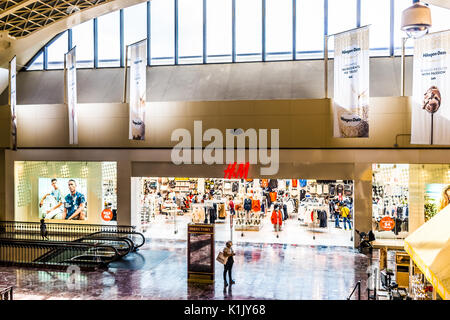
[
  {"left": 85, "top": 230, "right": 146, "bottom": 249},
  {"left": 0, "top": 220, "right": 136, "bottom": 229},
  {"left": 74, "top": 235, "right": 134, "bottom": 256}
]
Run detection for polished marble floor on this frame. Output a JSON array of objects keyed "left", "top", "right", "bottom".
[{"left": 0, "top": 239, "right": 372, "bottom": 300}]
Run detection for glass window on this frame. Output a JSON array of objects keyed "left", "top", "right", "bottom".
[
  {"left": 328, "top": 0, "right": 357, "bottom": 57},
  {"left": 361, "top": 0, "right": 390, "bottom": 56},
  {"left": 124, "top": 2, "right": 147, "bottom": 47},
  {"left": 206, "top": 0, "right": 232, "bottom": 63},
  {"left": 72, "top": 20, "right": 94, "bottom": 68},
  {"left": 394, "top": 0, "right": 413, "bottom": 55},
  {"left": 27, "top": 51, "right": 44, "bottom": 71},
  {"left": 98, "top": 10, "right": 121, "bottom": 67},
  {"left": 235, "top": 0, "right": 262, "bottom": 62},
  {"left": 151, "top": 0, "right": 175, "bottom": 65},
  {"left": 296, "top": 0, "right": 324, "bottom": 59},
  {"left": 429, "top": 4, "right": 450, "bottom": 33},
  {"left": 47, "top": 31, "right": 68, "bottom": 69},
  {"left": 178, "top": 0, "right": 203, "bottom": 64},
  {"left": 266, "top": 0, "right": 292, "bottom": 61}
]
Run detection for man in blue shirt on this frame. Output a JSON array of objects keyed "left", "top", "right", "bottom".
[{"left": 63, "top": 179, "right": 86, "bottom": 220}]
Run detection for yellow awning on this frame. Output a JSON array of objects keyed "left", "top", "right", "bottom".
[{"left": 404, "top": 206, "right": 450, "bottom": 300}]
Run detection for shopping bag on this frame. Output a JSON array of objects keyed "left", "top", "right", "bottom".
[{"left": 216, "top": 251, "right": 228, "bottom": 265}]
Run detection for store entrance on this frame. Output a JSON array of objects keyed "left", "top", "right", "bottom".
[{"left": 132, "top": 178, "right": 354, "bottom": 247}]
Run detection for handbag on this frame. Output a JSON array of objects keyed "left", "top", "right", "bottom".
[{"left": 216, "top": 251, "right": 228, "bottom": 265}]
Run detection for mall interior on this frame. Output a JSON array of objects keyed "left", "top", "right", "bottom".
[{"left": 0, "top": 0, "right": 449, "bottom": 301}]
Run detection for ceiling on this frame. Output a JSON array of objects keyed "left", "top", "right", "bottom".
[{"left": 0, "top": 0, "right": 115, "bottom": 38}]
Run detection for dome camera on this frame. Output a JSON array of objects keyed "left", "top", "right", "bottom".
[{"left": 401, "top": 2, "right": 432, "bottom": 39}]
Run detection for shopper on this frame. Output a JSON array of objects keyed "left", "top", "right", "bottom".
[
  {"left": 340, "top": 203, "right": 352, "bottom": 230},
  {"left": 229, "top": 197, "right": 235, "bottom": 216},
  {"left": 223, "top": 241, "right": 236, "bottom": 287},
  {"left": 334, "top": 201, "right": 341, "bottom": 228},
  {"left": 271, "top": 205, "right": 283, "bottom": 232},
  {"left": 40, "top": 219, "right": 49, "bottom": 240}
]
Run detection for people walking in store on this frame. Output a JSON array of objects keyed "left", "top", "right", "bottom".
[
  {"left": 223, "top": 241, "right": 236, "bottom": 287},
  {"left": 228, "top": 197, "right": 235, "bottom": 216},
  {"left": 334, "top": 201, "right": 341, "bottom": 228},
  {"left": 271, "top": 204, "right": 283, "bottom": 232},
  {"left": 340, "top": 203, "right": 352, "bottom": 230}
]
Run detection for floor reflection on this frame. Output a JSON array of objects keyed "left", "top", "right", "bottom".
[{"left": 0, "top": 239, "right": 371, "bottom": 300}]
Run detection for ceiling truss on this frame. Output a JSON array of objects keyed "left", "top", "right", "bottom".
[{"left": 0, "top": 0, "right": 115, "bottom": 38}]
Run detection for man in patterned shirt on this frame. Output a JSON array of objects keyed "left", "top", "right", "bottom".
[{"left": 63, "top": 179, "right": 86, "bottom": 220}]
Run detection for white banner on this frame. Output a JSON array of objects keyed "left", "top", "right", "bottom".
[
  {"left": 9, "top": 56, "right": 17, "bottom": 150},
  {"left": 128, "top": 40, "right": 147, "bottom": 140},
  {"left": 65, "top": 47, "right": 78, "bottom": 145},
  {"left": 411, "top": 30, "right": 450, "bottom": 145},
  {"left": 333, "top": 26, "right": 370, "bottom": 138}
]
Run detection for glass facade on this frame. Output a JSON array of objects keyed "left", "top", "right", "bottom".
[{"left": 26, "top": 0, "right": 450, "bottom": 70}]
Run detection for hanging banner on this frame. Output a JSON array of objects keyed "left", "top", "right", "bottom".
[
  {"left": 411, "top": 30, "right": 450, "bottom": 145},
  {"left": 128, "top": 39, "right": 147, "bottom": 140},
  {"left": 333, "top": 26, "right": 370, "bottom": 138},
  {"left": 65, "top": 47, "right": 78, "bottom": 145},
  {"left": 9, "top": 56, "right": 17, "bottom": 150}
]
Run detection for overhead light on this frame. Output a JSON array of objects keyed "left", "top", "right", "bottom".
[{"left": 401, "top": 2, "right": 432, "bottom": 38}]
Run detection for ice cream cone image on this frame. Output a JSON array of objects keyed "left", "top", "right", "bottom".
[{"left": 422, "top": 86, "right": 441, "bottom": 145}]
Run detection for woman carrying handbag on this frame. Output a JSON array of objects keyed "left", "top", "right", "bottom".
[{"left": 217, "top": 241, "right": 236, "bottom": 287}]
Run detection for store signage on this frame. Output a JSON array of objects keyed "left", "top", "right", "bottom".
[
  {"left": 380, "top": 216, "right": 395, "bottom": 231},
  {"left": 333, "top": 26, "right": 370, "bottom": 138},
  {"left": 411, "top": 30, "right": 450, "bottom": 145},
  {"left": 64, "top": 47, "right": 78, "bottom": 144},
  {"left": 128, "top": 39, "right": 147, "bottom": 140},
  {"left": 101, "top": 208, "right": 113, "bottom": 221},
  {"left": 224, "top": 162, "right": 250, "bottom": 179},
  {"left": 171, "top": 121, "right": 279, "bottom": 176},
  {"left": 9, "top": 56, "right": 17, "bottom": 150}
]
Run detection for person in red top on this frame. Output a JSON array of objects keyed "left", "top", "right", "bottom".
[
  {"left": 271, "top": 205, "right": 283, "bottom": 231},
  {"left": 228, "top": 197, "right": 235, "bottom": 216}
]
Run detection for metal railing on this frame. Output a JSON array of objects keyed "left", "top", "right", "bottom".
[
  {"left": 0, "top": 221, "right": 145, "bottom": 250},
  {"left": 0, "top": 238, "right": 121, "bottom": 270},
  {"left": 0, "top": 286, "right": 13, "bottom": 300},
  {"left": 347, "top": 281, "right": 362, "bottom": 300}
]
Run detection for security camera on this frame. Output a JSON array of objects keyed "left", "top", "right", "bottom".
[{"left": 401, "top": 2, "right": 432, "bottom": 39}]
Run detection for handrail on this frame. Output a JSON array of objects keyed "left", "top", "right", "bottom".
[
  {"left": 85, "top": 230, "right": 146, "bottom": 249},
  {"left": 347, "top": 281, "right": 361, "bottom": 300},
  {"left": 0, "top": 286, "right": 13, "bottom": 300},
  {"left": 75, "top": 235, "right": 134, "bottom": 256},
  {"left": 0, "top": 238, "right": 121, "bottom": 269}
]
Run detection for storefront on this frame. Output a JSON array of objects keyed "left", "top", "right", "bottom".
[{"left": 133, "top": 177, "right": 355, "bottom": 247}]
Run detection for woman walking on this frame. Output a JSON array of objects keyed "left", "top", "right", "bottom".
[{"left": 223, "top": 241, "right": 236, "bottom": 287}]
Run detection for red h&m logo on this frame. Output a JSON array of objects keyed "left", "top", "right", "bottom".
[{"left": 224, "top": 162, "right": 250, "bottom": 179}]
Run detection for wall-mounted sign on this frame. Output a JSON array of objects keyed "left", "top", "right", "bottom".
[
  {"left": 101, "top": 208, "right": 113, "bottom": 221},
  {"left": 380, "top": 216, "right": 395, "bottom": 231},
  {"left": 333, "top": 26, "right": 370, "bottom": 138},
  {"left": 65, "top": 47, "right": 78, "bottom": 145},
  {"left": 411, "top": 30, "right": 450, "bottom": 145},
  {"left": 9, "top": 56, "right": 17, "bottom": 150},
  {"left": 128, "top": 39, "right": 147, "bottom": 140}
]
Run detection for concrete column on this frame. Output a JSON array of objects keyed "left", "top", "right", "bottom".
[
  {"left": 117, "top": 159, "right": 133, "bottom": 226},
  {"left": 353, "top": 163, "right": 373, "bottom": 248}
]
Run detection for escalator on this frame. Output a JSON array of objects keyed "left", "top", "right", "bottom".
[
  {"left": 0, "top": 221, "right": 146, "bottom": 270},
  {"left": 0, "top": 239, "right": 121, "bottom": 270}
]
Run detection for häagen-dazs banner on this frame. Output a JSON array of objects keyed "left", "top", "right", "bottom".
[
  {"left": 411, "top": 30, "right": 450, "bottom": 145},
  {"left": 9, "top": 56, "right": 17, "bottom": 150},
  {"left": 129, "top": 40, "right": 147, "bottom": 140},
  {"left": 65, "top": 47, "right": 78, "bottom": 145},
  {"left": 333, "top": 26, "right": 370, "bottom": 138}
]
